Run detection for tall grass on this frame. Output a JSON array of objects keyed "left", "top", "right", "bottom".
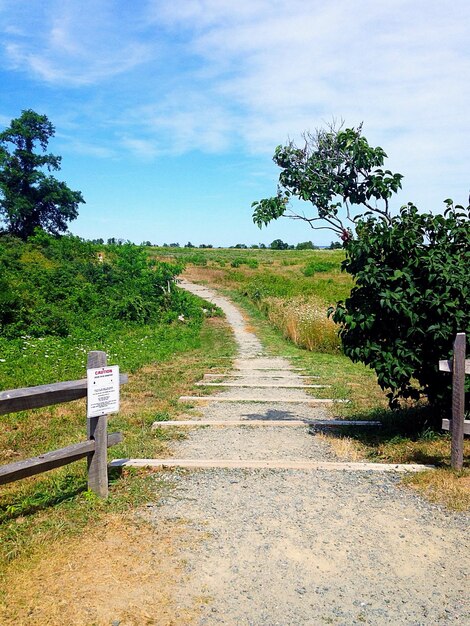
[
  {"left": 258, "top": 296, "right": 340, "bottom": 352},
  {"left": 154, "top": 247, "right": 351, "bottom": 354}
]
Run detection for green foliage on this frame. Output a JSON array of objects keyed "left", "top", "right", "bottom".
[
  {"left": 270, "top": 238, "right": 289, "bottom": 250},
  {"left": 330, "top": 202, "right": 470, "bottom": 410},
  {"left": 302, "top": 260, "right": 336, "bottom": 277},
  {"left": 296, "top": 241, "right": 316, "bottom": 250},
  {"left": 252, "top": 124, "right": 402, "bottom": 238},
  {"left": 0, "top": 233, "right": 193, "bottom": 340},
  {"left": 0, "top": 110, "right": 84, "bottom": 239}
]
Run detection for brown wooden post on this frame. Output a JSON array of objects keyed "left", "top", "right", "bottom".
[
  {"left": 451, "top": 333, "right": 466, "bottom": 470},
  {"left": 87, "top": 351, "right": 109, "bottom": 497}
]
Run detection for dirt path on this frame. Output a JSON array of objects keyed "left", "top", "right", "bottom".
[{"left": 144, "top": 281, "right": 469, "bottom": 625}]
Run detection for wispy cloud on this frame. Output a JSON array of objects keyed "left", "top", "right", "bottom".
[
  {"left": 1, "top": 0, "right": 469, "bottom": 208},
  {"left": 1, "top": 0, "right": 155, "bottom": 85}
]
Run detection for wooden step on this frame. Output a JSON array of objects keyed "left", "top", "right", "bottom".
[
  {"left": 194, "top": 382, "right": 330, "bottom": 389},
  {"left": 179, "top": 396, "right": 348, "bottom": 404},
  {"left": 153, "top": 419, "right": 381, "bottom": 429},
  {"left": 153, "top": 419, "right": 310, "bottom": 428},
  {"left": 109, "top": 458, "right": 433, "bottom": 473},
  {"left": 203, "top": 373, "right": 320, "bottom": 379}
]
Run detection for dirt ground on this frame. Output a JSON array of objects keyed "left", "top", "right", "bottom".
[{"left": 0, "top": 512, "right": 198, "bottom": 626}]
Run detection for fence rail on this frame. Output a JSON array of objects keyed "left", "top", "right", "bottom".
[
  {"left": 0, "top": 351, "right": 126, "bottom": 497},
  {"left": 439, "top": 333, "right": 469, "bottom": 470}
]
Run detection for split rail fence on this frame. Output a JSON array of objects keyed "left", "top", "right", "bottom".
[
  {"left": 0, "top": 351, "right": 127, "bottom": 497},
  {"left": 439, "top": 333, "right": 469, "bottom": 470}
]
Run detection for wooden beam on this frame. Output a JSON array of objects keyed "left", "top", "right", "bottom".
[
  {"left": 109, "top": 458, "right": 434, "bottom": 473},
  {"left": 0, "top": 374, "right": 128, "bottom": 416},
  {"left": 438, "top": 359, "right": 470, "bottom": 374},
  {"left": 152, "top": 419, "right": 382, "bottom": 429},
  {"left": 179, "top": 396, "right": 348, "bottom": 404},
  {"left": 194, "top": 382, "right": 330, "bottom": 389},
  {"left": 451, "top": 333, "right": 466, "bottom": 470},
  {"left": 442, "top": 419, "right": 470, "bottom": 435},
  {"left": 87, "top": 351, "right": 109, "bottom": 498},
  {"left": 0, "top": 432, "right": 122, "bottom": 485}
]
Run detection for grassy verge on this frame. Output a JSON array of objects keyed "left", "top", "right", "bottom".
[{"left": 0, "top": 314, "right": 236, "bottom": 578}]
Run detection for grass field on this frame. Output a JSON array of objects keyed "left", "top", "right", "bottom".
[
  {"left": 1, "top": 244, "right": 468, "bottom": 588},
  {"left": 152, "top": 246, "right": 470, "bottom": 511},
  {"left": 150, "top": 246, "right": 351, "bottom": 353}
]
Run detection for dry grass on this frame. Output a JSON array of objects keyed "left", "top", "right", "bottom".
[
  {"left": 261, "top": 296, "right": 340, "bottom": 352},
  {"left": 0, "top": 512, "right": 200, "bottom": 625},
  {"left": 316, "top": 433, "right": 365, "bottom": 461},
  {"left": 403, "top": 469, "right": 470, "bottom": 511}
]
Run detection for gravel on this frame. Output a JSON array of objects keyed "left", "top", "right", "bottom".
[
  {"left": 144, "top": 281, "right": 469, "bottom": 625},
  {"left": 148, "top": 468, "right": 469, "bottom": 625}
]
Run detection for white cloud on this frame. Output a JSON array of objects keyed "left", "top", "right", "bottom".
[
  {"left": 1, "top": 0, "right": 155, "bottom": 85},
  {"left": 2, "top": 0, "right": 469, "bottom": 207}
]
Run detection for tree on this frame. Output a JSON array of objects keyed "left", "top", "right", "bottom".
[
  {"left": 330, "top": 202, "right": 469, "bottom": 409},
  {"left": 296, "top": 241, "right": 316, "bottom": 250},
  {"left": 329, "top": 241, "right": 342, "bottom": 250},
  {"left": 0, "top": 110, "right": 84, "bottom": 239},
  {"left": 252, "top": 123, "right": 402, "bottom": 241},
  {"left": 270, "top": 238, "right": 288, "bottom": 250},
  {"left": 252, "top": 122, "right": 470, "bottom": 411}
]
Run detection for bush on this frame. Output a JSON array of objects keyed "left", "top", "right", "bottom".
[
  {"left": 330, "top": 203, "right": 470, "bottom": 410},
  {"left": 302, "top": 260, "right": 335, "bottom": 276},
  {"left": 0, "top": 233, "right": 189, "bottom": 338}
]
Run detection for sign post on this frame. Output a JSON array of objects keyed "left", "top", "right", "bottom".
[{"left": 86, "top": 351, "right": 120, "bottom": 497}]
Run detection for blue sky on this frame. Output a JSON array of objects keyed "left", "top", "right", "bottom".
[{"left": 1, "top": 1, "right": 469, "bottom": 246}]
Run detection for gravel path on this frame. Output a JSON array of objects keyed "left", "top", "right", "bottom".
[{"left": 146, "top": 281, "right": 469, "bottom": 625}]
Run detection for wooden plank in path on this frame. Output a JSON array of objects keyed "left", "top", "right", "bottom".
[
  {"left": 179, "top": 396, "right": 348, "bottom": 404},
  {"left": 109, "top": 458, "right": 434, "bottom": 473},
  {"left": 0, "top": 432, "right": 122, "bottom": 485},
  {"left": 153, "top": 419, "right": 310, "bottom": 428},
  {"left": 233, "top": 367, "right": 305, "bottom": 371},
  {"left": 194, "top": 382, "right": 330, "bottom": 389},
  {"left": 153, "top": 419, "right": 382, "bottom": 428},
  {"left": 203, "top": 373, "right": 320, "bottom": 379}
]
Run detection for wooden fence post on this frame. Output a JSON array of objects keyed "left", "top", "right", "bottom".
[
  {"left": 451, "top": 333, "right": 466, "bottom": 470},
  {"left": 87, "top": 351, "right": 109, "bottom": 497}
]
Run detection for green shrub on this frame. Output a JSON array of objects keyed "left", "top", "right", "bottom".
[
  {"left": 330, "top": 203, "right": 470, "bottom": 410},
  {"left": 0, "top": 234, "right": 191, "bottom": 338},
  {"left": 302, "top": 260, "right": 335, "bottom": 276}
]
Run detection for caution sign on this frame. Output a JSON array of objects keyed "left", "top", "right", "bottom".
[{"left": 87, "top": 366, "right": 120, "bottom": 418}]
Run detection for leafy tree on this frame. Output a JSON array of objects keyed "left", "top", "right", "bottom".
[
  {"left": 270, "top": 238, "right": 288, "bottom": 250},
  {"left": 296, "top": 241, "right": 316, "bottom": 250},
  {"left": 252, "top": 122, "right": 470, "bottom": 411},
  {"left": 329, "top": 241, "right": 342, "bottom": 250},
  {"left": 330, "top": 202, "right": 470, "bottom": 409},
  {"left": 0, "top": 110, "right": 84, "bottom": 239},
  {"left": 252, "top": 123, "right": 402, "bottom": 240},
  {"left": 185, "top": 241, "right": 195, "bottom": 248}
]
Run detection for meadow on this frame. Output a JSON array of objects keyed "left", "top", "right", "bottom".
[
  {"left": 149, "top": 247, "right": 352, "bottom": 353},
  {"left": 0, "top": 235, "right": 237, "bottom": 578},
  {"left": 153, "top": 246, "right": 470, "bottom": 510},
  {"left": 1, "top": 241, "right": 468, "bottom": 591}
]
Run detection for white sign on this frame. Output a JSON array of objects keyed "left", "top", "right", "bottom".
[{"left": 87, "top": 365, "right": 120, "bottom": 418}]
